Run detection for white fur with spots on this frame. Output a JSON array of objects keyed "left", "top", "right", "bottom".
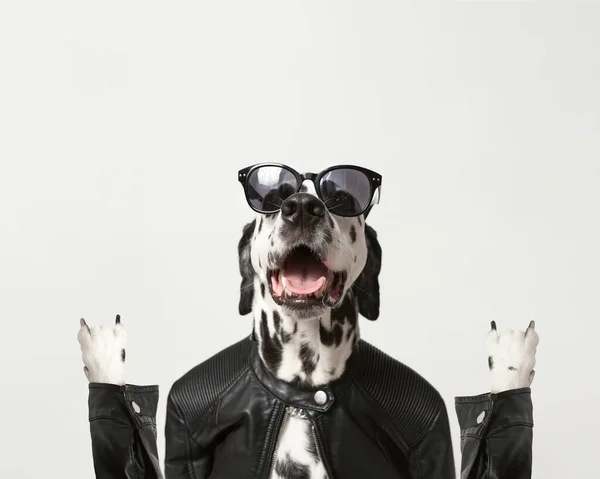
[
  {"left": 487, "top": 320, "right": 539, "bottom": 394},
  {"left": 77, "top": 316, "right": 126, "bottom": 385}
]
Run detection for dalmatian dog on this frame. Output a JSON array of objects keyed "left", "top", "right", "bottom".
[{"left": 78, "top": 179, "right": 539, "bottom": 478}]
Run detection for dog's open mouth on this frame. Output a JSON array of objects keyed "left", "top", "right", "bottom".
[{"left": 268, "top": 245, "right": 344, "bottom": 308}]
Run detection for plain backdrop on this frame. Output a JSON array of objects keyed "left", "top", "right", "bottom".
[{"left": 1, "top": 1, "right": 599, "bottom": 478}]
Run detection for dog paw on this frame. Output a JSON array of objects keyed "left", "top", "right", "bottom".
[
  {"left": 486, "top": 320, "right": 539, "bottom": 394},
  {"left": 77, "top": 315, "right": 127, "bottom": 385}
]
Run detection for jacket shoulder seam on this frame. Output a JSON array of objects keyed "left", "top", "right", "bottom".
[
  {"left": 193, "top": 364, "right": 251, "bottom": 433},
  {"left": 353, "top": 340, "right": 445, "bottom": 447},
  {"left": 353, "top": 379, "right": 410, "bottom": 451},
  {"left": 169, "top": 338, "right": 252, "bottom": 433}
]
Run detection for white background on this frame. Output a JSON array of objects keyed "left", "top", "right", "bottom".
[{"left": 1, "top": 1, "right": 599, "bottom": 478}]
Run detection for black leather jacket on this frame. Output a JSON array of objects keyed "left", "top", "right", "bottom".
[{"left": 87, "top": 336, "right": 533, "bottom": 478}]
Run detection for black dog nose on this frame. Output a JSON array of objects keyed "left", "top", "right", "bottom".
[{"left": 281, "top": 193, "right": 325, "bottom": 227}]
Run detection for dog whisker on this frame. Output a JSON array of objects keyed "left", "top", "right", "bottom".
[
  {"left": 264, "top": 200, "right": 284, "bottom": 209},
  {"left": 325, "top": 202, "right": 345, "bottom": 211}
]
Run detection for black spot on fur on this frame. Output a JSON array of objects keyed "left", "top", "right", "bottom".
[
  {"left": 300, "top": 342, "right": 317, "bottom": 376},
  {"left": 121, "top": 349, "right": 126, "bottom": 362},
  {"left": 290, "top": 375, "right": 318, "bottom": 389},
  {"left": 258, "top": 257, "right": 262, "bottom": 270},
  {"left": 332, "top": 295, "right": 358, "bottom": 330},
  {"left": 300, "top": 185, "right": 308, "bottom": 192},
  {"left": 358, "top": 216, "right": 362, "bottom": 226},
  {"left": 508, "top": 366, "right": 517, "bottom": 371},
  {"left": 281, "top": 330, "right": 292, "bottom": 343},
  {"left": 346, "top": 328, "right": 354, "bottom": 343},
  {"left": 270, "top": 237, "right": 275, "bottom": 247},
  {"left": 280, "top": 320, "right": 295, "bottom": 343},
  {"left": 329, "top": 215, "right": 335, "bottom": 229},
  {"left": 258, "top": 217, "right": 263, "bottom": 233},
  {"left": 354, "top": 255, "right": 357, "bottom": 263},
  {"left": 349, "top": 225, "right": 356, "bottom": 243},
  {"left": 273, "top": 311, "right": 293, "bottom": 343},
  {"left": 320, "top": 321, "right": 344, "bottom": 347},
  {"left": 260, "top": 282, "right": 265, "bottom": 298},
  {"left": 260, "top": 311, "right": 282, "bottom": 372},
  {"left": 488, "top": 356, "right": 494, "bottom": 370}
]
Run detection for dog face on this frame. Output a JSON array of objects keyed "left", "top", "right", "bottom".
[{"left": 238, "top": 183, "right": 382, "bottom": 321}]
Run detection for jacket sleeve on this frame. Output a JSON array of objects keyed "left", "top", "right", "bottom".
[
  {"left": 409, "top": 401, "right": 457, "bottom": 478},
  {"left": 455, "top": 387, "right": 533, "bottom": 479},
  {"left": 88, "top": 383, "right": 163, "bottom": 479}
]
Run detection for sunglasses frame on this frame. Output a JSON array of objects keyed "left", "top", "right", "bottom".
[{"left": 238, "top": 162, "right": 382, "bottom": 218}]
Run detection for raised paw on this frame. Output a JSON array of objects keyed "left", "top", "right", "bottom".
[
  {"left": 77, "top": 314, "right": 127, "bottom": 385},
  {"left": 486, "top": 320, "right": 539, "bottom": 394}
]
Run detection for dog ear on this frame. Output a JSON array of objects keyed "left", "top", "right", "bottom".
[
  {"left": 238, "top": 219, "right": 256, "bottom": 316},
  {"left": 353, "top": 224, "right": 382, "bottom": 321}
]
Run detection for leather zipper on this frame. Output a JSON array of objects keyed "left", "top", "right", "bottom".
[
  {"left": 311, "top": 420, "right": 333, "bottom": 479},
  {"left": 267, "top": 407, "right": 291, "bottom": 478}
]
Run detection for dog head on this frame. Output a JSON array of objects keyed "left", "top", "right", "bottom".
[{"left": 238, "top": 182, "right": 381, "bottom": 321}]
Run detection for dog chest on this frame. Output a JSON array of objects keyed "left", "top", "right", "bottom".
[{"left": 269, "top": 406, "right": 328, "bottom": 479}]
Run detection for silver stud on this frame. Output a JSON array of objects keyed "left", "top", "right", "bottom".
[
  {"left": 131, "top": 401, "right": 141, "bottom": 414},
  {"left": 476, "top": 411, "right": 485, "bottom": 424},
  {"left": 314, "top": 390, "right": 328, "bottom": 405}
]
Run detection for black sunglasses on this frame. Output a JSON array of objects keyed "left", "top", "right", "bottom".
[{"left": 238, "top": 163, "right": 382, "bottom": 218}]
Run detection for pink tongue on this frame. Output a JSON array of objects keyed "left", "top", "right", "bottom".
[{"left": 283, "top": 256, "right": 327, "bottom": 295}]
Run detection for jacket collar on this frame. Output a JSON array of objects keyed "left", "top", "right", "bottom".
[{"left": 248, "top": 335, "right": 357, "bottom": 413}]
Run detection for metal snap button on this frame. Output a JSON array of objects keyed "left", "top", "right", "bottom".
[
  {"left": 314, "top": 390, "right": 328, "bottom": 405},
  {"left": 476, "top": 411, "right": 485, "bottom": 424},
  {"left": 131, "top": 401, "right": 141, "bottom": 414}
]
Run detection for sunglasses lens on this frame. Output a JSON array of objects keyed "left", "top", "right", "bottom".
[
  {"left": 319, "top": 168, "right": 372, "bottom": 216},
  {"left": 246, "top": 166, "right": 298, "bottom": 212}
]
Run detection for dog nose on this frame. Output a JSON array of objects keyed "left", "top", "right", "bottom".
[{"left": 281, "top": 193, "right": 325, "bottom": 227}]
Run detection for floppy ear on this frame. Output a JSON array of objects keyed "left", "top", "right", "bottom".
[
  {"left": 353, "top": 224, "right": 382, "bottom": 321},
  {"left": 238, "top": 219, "right": 256, "bottom": 315}
]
